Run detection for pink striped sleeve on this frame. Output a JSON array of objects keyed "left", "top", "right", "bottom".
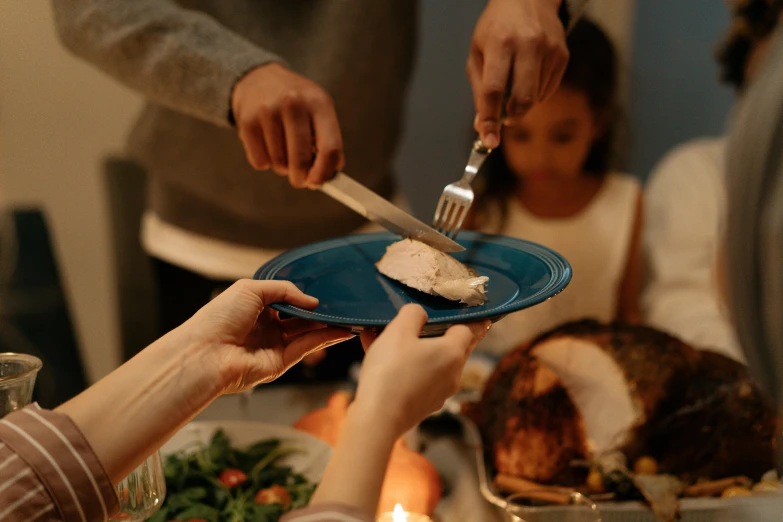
[{"left": 0, "top": 404, "right": 119, "bottom": 522}]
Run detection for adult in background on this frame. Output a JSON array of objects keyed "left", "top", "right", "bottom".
[
  {"left": 50, "top": 0, "right": 578, "bottom": 379},
  {"left": 642, "top": 0, "right": 781, "bottom": 361}
]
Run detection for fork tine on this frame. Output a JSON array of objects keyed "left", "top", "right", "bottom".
[
  {"left": 440, "top": 201, "right": 456, "bottom": 234},
  {"left": 433, "top": 193, "right": 448, "bottom": 229},
  {"left": 443, "top": 202, "right": 464, "bottom": 238},
  {"left": 438, "top": 198, "right": 456, "bottom": 233},
  {"left": 451, "top": 206, "right": 470, "bottom": 238}
]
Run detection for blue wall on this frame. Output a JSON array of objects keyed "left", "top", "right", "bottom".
[
  {"left": 394, "top": 0, "right": 483, "bottom": 219},
  {"left": 629, "top": 1, "right": 735, "bottom": 179}
]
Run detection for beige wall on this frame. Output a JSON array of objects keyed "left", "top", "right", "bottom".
[
  {"left": 589, "top": 0, "right": 637, "bottom": 56},
  {"left": 0, "top": 2, "right": 142, "bottom": 382},
  {"left": 588, "top": 0, "right": 637, "bottom": 104}
]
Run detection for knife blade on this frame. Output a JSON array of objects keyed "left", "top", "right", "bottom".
[{"left": 320, "top": 173, "right": 465, "bottom": 253}]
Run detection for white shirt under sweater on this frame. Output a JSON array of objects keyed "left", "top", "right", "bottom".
[
  {"left": 479, "top": 173, "right": 641, "bottom": 356},
  {"left": 642, "top": 138, "right": 744, "bottom": 362},
  {"left": 142, "top": 195, "right": 409, "bottom": 281}
]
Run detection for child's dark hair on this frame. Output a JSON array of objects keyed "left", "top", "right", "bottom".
[
  {"left": 716, "top": 0, "right": 781, "bottom": 90},
  {"left": 475, "top": 18, "right": 619, "bottom": 228}
]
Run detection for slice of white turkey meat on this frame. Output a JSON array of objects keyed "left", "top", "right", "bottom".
[
  {"left": 532, "top": 337, "right": 644, "bottom": 456},
  {"left": 376, "top": 239, "right": 488, "bottom": 306}
]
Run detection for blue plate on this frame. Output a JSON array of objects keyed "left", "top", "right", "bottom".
[{"left": 254, "top": 232, "right": 571, "bottom": 336}]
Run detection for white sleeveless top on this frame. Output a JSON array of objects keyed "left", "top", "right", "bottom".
[{"left": 479, "top": 173, "right": 641, "bottom": 356}]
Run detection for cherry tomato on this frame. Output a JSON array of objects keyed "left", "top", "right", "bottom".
[
  {"left": 254, "top": 484, "right": 292, "bottom": 509},
  {"left": 218, "top": 469, "right": 248, "bottom": 488}
]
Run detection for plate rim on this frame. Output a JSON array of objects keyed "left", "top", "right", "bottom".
[
  {"left": 160, "top": 420, "right": 333, "bottom": 482},
  {"left": 254, "top": 232, "right": 572, "bottom": 326}
]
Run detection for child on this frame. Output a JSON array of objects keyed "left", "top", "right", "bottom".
[{"left": 472, "top": 18, "right": 643, "bottom": 355}]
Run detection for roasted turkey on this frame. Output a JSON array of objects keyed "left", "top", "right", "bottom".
[{"left": 465, "top": 320, "right": 779, "bottom": 487}]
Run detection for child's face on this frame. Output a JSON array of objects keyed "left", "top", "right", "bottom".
[{"left": 501, "top": 87, "right": 600, "bottom": 184}]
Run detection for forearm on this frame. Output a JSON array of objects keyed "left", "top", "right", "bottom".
[
  {"left": 309, "top": 401, "right": 398, "bottom": 516},
  {"left": 50, "top": 0, "right": 282, "bottom": 126},
  {"left": 55, "top": 328, "right": 221, "bottom": 484}
]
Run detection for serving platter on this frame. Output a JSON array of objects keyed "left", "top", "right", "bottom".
[{"left": 458, "top": 416, "right": 738, "bottom": 522}]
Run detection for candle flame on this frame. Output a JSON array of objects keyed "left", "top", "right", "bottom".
[{"left": 392, "top": 503, "right": 407, "bottom": 522}]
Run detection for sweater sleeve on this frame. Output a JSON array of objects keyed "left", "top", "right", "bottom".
[{"left": 50, "top": 0, "right": 284, "bottom": 127}]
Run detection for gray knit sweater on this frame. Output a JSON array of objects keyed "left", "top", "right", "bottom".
[
  {"left": 51, "top": 0, "right": 417, "bottom": 249},
  {"left": 50, "top": 0, "right": 586, "bottom": 250}
]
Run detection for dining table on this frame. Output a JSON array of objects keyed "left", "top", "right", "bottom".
[{"left": 191, "top": 382, "right": 505, "bottom": 522}]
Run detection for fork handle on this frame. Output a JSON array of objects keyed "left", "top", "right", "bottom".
[
  {"left": 473, "top": 139, "right": 491, "bottom": 154},
  {"left": 462, "top": 139, "right": 492, "bottom": 184}
]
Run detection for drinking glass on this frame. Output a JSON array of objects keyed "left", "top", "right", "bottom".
[
  {"left": 110, "top": 451, "right": 166, "bottom": 521},
  {"left": 0, "top": 353, "right": 42, "bottom": 417}
]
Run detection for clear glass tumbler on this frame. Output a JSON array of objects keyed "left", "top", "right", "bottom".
[
  {"left": 0, "top": 352, "right": 43, "bottom": 418},
  {"left": 110, "top": 451, "right": 166, "bottom": 521}
]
